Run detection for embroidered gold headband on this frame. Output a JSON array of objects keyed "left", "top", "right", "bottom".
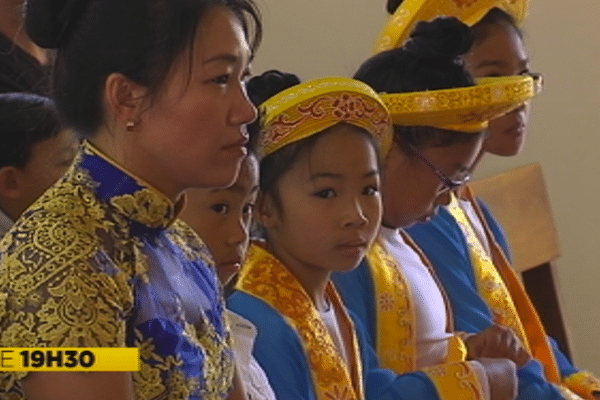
[
  {"left": 374, "top": 0, "right": 528, "bottom": 53},
  {"left": 259, "top": 77, "right": 393, "bottom": 158},
  {"left": 381, "top": 74, "right": 541, "bottom": 132}
]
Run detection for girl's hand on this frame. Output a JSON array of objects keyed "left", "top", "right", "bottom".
[{"left": 465, "top": 325, "right": 532, "bottom": 367}]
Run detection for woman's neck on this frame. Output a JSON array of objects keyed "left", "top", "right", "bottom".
[{"left": 89, "top": 132, "right": 182, "bottom": 203}]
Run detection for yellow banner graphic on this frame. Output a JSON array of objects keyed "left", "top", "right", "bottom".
[{"left": 0, "top": 348, "right": 139, "bottom": 371}]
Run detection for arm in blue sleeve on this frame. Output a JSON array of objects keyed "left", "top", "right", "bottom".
[
  {"left": 517, "top": 359, "right": 564, "bottom": 400},
  {"left": 228, "top": 292, "right": 317, "bottom": 400}
]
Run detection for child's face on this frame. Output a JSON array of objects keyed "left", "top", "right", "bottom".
[
  {"left": 381, "top": 137, "right": 483, "bottom": 228},
  {"left": 464, "top": 22, "right": 531, "bottom": 157},
  {"left": 259, "top": 126, "right": 382, "bottom": 276},
  {"left": 180, "top": 155, "right": 259, "bottom": 284}
]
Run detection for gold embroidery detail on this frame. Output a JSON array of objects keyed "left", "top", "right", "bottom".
[
  {"left": 0, "top": 145, "right": 233, "bottom": 399},
  {"left": 237, "top": 244, "right": 364, "bottom": 400},
  {"left": 446, "top": 195, "right": 530, "bottom": 351},
  {"left": 421, "top": 362, "right": 486, "bottom": 399},
  {"left": 111, "top": 188, "right": 172, "bottom": 229},
  {"left": 366, "top": 241, "right": 416, "bottom": 373}
]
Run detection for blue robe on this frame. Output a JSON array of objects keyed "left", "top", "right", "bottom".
[
  {"left": 228, "top": 290, "right": 442, "bottom": 400},
  {"left": 406, "top": 199, "right": 578, "bottom": 396}
]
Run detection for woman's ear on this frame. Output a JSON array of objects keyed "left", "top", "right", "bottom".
[
  {"left": 104, "top": 73, "right": 148, "bottom": 126},
  {"left": 254, "top": 191, "right": 279, "bottom": 230},
  {"left": 0, "top": 166, "right": 23, "bottom": 200}
]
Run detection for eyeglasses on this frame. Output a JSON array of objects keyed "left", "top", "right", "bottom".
[
  {"left": 526, "top": 72, "right": 544, "bottom": 95},
  {"left": 406, "top": 143, "right": 471, "bottom": 192}
]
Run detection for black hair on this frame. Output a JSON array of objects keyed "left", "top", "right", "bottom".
[
  {"left": 471, "top": 7, "right": 523, "bottom": 45},
  {"left": 245, "top": 69, "right": 301, "bottom": 153},
  {"left": 355, "top": 16, "right": 483, "bottom": 151},
  {"left": 0, "top": 92, "right": 62, "bottom": 169},
  {"left": 25, "top": 0, "right": 262, "bottom": 137}
]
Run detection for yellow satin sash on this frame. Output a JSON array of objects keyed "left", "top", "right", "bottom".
[
  {"left": 460, "top": 187, "right": 600, "bottom": 399},
  {"left": 236, "top": 243, "right": 364, "bottom": 400},
  {"left": 367, "top": 236, "right": 485, "bottom": 400},
  {"left": 450, "top": 188, "right": 561, "bottom": 383}
]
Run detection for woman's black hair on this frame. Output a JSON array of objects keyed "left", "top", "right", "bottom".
[
  {"left": 0, "top": 92, "right": 62, "bottom": 169},
  {"left": 355, "top": 16, "right": 482, "bottom": 151},
  {"left": 25, "top": 0, "right": 262, "bottom": 137},
  {"left": 471, "top": 7, "right": 523, "bottom": 45}
]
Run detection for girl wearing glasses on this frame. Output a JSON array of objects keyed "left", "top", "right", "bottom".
[
  {"left": 332, "top": 16, "right": 546, "bottom": 400},
  {"left": 375, "top": 0, "right": 600, "bottom": 397}
]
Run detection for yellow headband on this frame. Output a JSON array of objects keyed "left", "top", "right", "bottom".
[
  {"left": 259, "top": 77, "right": 393, "bottom": 158},
  {"left": 381, "top": 74, "right": 542, "bottom": 132},
  {"left": 374, "top": 0, "right": 528, "bottom": 53}
]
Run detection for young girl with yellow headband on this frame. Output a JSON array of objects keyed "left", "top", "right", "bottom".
[{"left": 374, "top": 1, "right": 600, "bottom": 398}]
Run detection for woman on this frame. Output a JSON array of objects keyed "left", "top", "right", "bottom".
[{"left": 0, "top": 0, "right": 261, "bottom": 399}]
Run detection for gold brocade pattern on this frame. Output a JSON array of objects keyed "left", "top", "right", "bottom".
[
  {"left": 259, "top": 77, "right": 393, "bottom": 158},
  {"left": 111, "top": 188, "right": 173, "bottom": 229},
  {"left": 367, "top": 237, "right": 485, "bottom": 400},
  {"left": 458, "top": 186, "right": 563, "bottom": 384},
  {"left": 0, "top": 142, "right": 234, "bottom": 399},
  {"left": 446, "top": 194, "right": 531, "bottom": 352},
  {"left": 236, "top": 243, "right": 364, "bottom": 400},
  {"left": 366, "top": 241, "right": 416, "bottom": 373},
  {"left": 421, "top": 362, "right": 485, "bottom": 399},
  {"left": 380, "top": 75, "right": 540, "bottom": 133}
]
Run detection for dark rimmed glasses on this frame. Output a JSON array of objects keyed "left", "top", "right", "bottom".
[{"left": 406, "top": 143, "right": 471, "bottom": 192}]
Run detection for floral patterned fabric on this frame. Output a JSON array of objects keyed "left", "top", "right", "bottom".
[{"left": 0, "top": 141, "right": 234, "bottom": 399}]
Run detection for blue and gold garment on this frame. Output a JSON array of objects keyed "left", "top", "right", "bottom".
[{"left": 0, "top": 141, "right": 234, "bottom": 399}]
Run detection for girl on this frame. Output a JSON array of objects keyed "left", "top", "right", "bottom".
[
  {"left": 228, "top": 68, "right": 516, "bottom": 399},
  {"left": 333, "top": 16, "right": 542, "bottom": 400},
  {"left": 180, "top": 153, "right": 277, "bottom": 400},
  {"left": 378, "top": 0, "right": 600, "bottom": 398},
  {"left": 0, "top": 0, "right": 261, "bottom": 399}
]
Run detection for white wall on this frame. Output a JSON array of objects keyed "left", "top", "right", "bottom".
[{"left": 252, "top": 0, "right": 600, "bottom": 375}]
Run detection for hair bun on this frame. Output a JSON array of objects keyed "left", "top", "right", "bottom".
[
  {"left": 246, "top": 69, "right": 301, "bottom": 107},
  {"left": 403, "top": 17, "right": 473, "bottom": 63},
  {"left": 25, "top": 0, "right": 91, "bottom": 48},
  {"left": 386, "top": 0, "right": 405, "bottom": 14}
]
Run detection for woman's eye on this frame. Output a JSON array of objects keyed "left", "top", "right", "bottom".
[
  {"left": 210, "top": 204, "right": 229, "bottom": 214},
  {"left": 363, "top": 185, "right": 379, "bottom": 196},
  {"left": 212, "top": 74, "right": 230, "bottom": 85},
  {"left": 315, "top": 189, "right": 336, "bottom": 199}
]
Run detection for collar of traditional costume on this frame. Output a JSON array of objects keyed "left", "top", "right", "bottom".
[
  {"left": 236, "top": 242, "right": 365, "bottom": 400},
  {"left": 381, "top": 74, "right": 541, "bottom": 132},
  {"left": 258, "top": 76, "right": 393, "bottom": 159},
  {"left": 374, "top": 0, "right": 528, "bottom": 53},
  {"left": 76, "top": 141, "right": 183, "bottom": 231}
]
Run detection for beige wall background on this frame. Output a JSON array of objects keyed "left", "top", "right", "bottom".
[{"left": 251, "top": 0, "right": 600, "bottom": 375}]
